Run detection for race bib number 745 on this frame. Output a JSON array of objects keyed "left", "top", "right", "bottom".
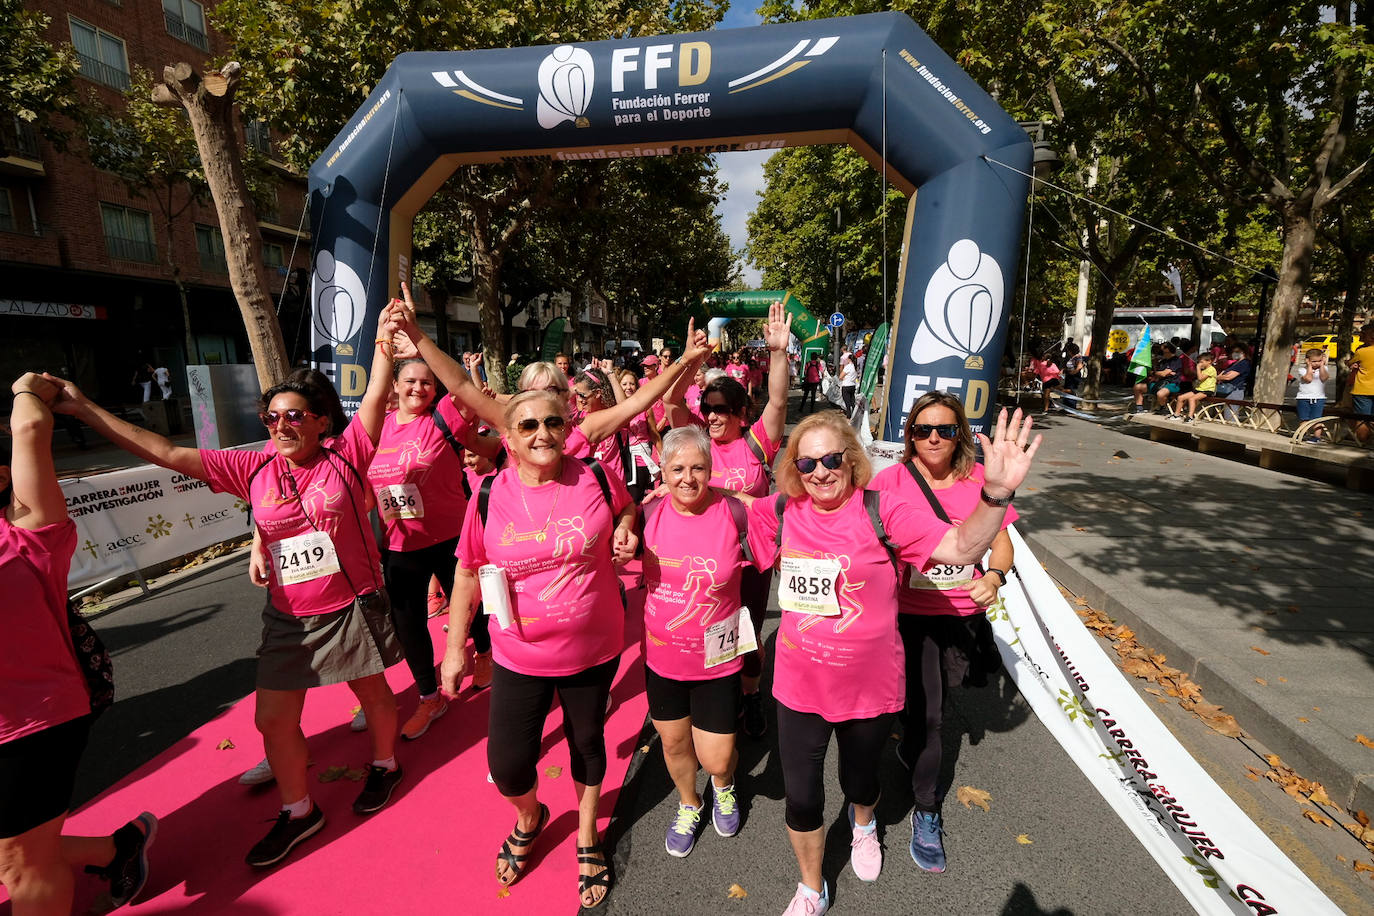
[{"left": 778, "top": 555, "right": 842, "bottom": 616}]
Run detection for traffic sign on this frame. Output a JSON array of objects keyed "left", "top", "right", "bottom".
[{"left": 828, "top": 312, "right": 845, "bottom": 328}]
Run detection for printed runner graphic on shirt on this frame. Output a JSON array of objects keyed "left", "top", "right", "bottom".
[
  {"left": 256, "top": 477, "right": 344, "bottom": 538},
  {"left": 791, "top": 550, "right": 867, "bottom": 635},
  {"left": 539, "top": 517, "right": 596, "bottom": 601},
  {"left": 667, "top": 555, "right": 727, "bottom": 630}
]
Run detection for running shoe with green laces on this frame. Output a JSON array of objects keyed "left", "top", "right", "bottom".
[
  {"left": 664, "top": 803, "right": 701, "bottom": 857},
  {"left": 711, "top": 782, "right": 740, "bottom": 837}
]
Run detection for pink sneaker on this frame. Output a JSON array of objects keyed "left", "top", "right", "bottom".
[
  {"left": 848, "top": 804, "right": 882, "bottom": 882},
  {"left": 781, "top": 881, "right": 829, "bottom": 916}
]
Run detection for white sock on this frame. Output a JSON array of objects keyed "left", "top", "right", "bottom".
[
  {"left": 282, "top": 796, "right": 312, "bottom": 819},
  {"left": 855, "top": 818, "right": 876, "bottom": 835},
  {"left": 799, "top": 882, "right": 822, "bottom": 901},
  {"left": 372, "top": 756, "right": 397, "bottom": 771}
]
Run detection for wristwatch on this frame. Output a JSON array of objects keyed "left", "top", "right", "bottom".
[
  {"left": 985, "top": 568, "right": 1007, "bottom": 587},
  {"left": 980, "top": 487, "right": 1015, "bottom": 507}
]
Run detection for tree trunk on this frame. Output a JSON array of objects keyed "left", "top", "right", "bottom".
[
  {"left": 1335, "top": 257, "right": 1364, "bottom": 399},
  {"left": 1083, "top": 275, "right": 1121, "bottom": 399},
  {"left": 471, "top": 228, "right": 508, "bottom": 393},
  {"left": 164, "top": 217, "right": 197, "bottom": 364},
  {"left": 153, "top": 62, "right": 289, "bottom": 391},
  {"left": 1254, "top": 205, "right": 1317, "bottom": 404}
]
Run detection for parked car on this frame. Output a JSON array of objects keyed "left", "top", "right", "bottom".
[{"left": 1300, "top": 334, "right": 1362, "bottom": 359}]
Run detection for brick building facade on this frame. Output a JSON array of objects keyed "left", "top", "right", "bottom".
[{"left": 1, "top": 0, "right": 312, "bottom": 405}]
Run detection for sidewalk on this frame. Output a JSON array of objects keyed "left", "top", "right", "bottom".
[{"left": 1015, "top": 411, "right": 1374, "bottom": 813}]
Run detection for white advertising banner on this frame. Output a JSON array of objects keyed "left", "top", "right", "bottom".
[
  {"left": 61, "top": 448, "right": 263, "bottom": 590},
  {"left": 995, "top": 526, "right": 1341, "bottom": 915}
]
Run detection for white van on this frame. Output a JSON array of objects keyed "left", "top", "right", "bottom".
[{"left": 1063, "top": 307, "right": 1228, "bottom": 356}]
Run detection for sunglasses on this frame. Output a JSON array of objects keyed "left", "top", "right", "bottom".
[
  {"left": 794, "top": 451, "right": 845, "bottom": 474},
  {"left": 260, "top": 409, "right": 320, "bottom": 428},
  {"left": 911, "top": 423, "right": 960, "bottom": 441},
  {"left": 573, "top": 389, "right": 595, "bottom": 401},
  {"left": 513, "top": 415, "right": 567, "bottom": 434},
  {"left": 701, "top": 402, "right": 738, "bottom": 417}
]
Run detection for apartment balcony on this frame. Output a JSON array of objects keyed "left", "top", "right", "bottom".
[
  {"left": 106, "top": 234, "right": 157, "bottom": 263},
  {"left": 1, "top": 118, "right": 45, "bottom": 176},
  {"left": 77, "top": 53, "right": 131, "bottom": 92},
  {"left": 164, "top": 12, "right": 210, "bottom": 52}
]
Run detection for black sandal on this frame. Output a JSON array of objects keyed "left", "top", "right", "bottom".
[
  {"left": 576, "top": 844, "right": 612, "bottom": 909},
  {"left": 496, "top": 803, "right": 549, "bottom": 887}
]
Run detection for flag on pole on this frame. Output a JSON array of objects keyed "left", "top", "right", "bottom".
[{"left": 1128, "top": 323, "right": 1153, "bottom": 380}]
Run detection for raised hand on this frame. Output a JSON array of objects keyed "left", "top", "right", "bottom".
[
  {"left": 682, "top": 318, "right": 709, "bottom": 362},
  {"left": 765, "top": 301, "right": 793, "bottom": 352},
  {"left": 976, "top": 408, "right": 1042, "bottom": 497},
  {"left": 39, "top": 372, "right": 86, "bottom": 416}
]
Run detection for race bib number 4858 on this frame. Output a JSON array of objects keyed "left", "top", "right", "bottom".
[{"left": 778, "top": 555, "right": 842, "bottom": 616}]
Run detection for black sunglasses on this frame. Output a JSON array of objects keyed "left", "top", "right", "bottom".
[
  {"left": 794, "top": 451, "right": 845, "bottom": 474},
  {"left": 260, "top": 409, "right": 320, "bottom": 428},
  {"left": 911, "top": 423, "right": 960, "bottom": 441},
  {"left": 514, "top": 415, "right": 567, "bottom": 434},
  {"left": 701, "top": 402, "right": 738, "bottom": 417}
]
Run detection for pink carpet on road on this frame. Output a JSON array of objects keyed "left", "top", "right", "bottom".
[{"left": 4, "top": 575, "right": 649, "bottom": 916}]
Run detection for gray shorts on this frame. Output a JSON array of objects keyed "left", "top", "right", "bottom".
[{"left": 256, "top": 590, "right": 403, "bottom": 691}]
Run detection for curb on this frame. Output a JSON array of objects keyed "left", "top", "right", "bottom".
[{"left": 1023, "top": 530, "right": 1374, "bottom": 816}]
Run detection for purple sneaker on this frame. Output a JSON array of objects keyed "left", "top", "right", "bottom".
[
  {"left": 711, "top": 782, "right": 740, "bottom": 837},
  {"left": 665, "top": 803, "right": 700, "bottom": 857}
]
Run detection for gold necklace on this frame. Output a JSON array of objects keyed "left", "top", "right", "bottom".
[{"left": 518, "top": 470, "right": 562, "bottom": 542}]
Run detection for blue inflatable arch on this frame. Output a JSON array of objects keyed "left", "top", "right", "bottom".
[{"left": 307, "top": 11, "right": 1031, "bottom": 437}]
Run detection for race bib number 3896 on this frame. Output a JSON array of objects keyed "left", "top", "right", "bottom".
[{"left": 778, "top": 556, "right": 842, "bottom": 616}]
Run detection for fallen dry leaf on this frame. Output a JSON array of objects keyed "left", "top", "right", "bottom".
[
  {"left": 1346, "top": 822, "right": 1374, "bottom": 845},
  {"left": 1355, "top": 860, "right": 1374, "bottom": 875},
  {"left": 1356, "top": 735, "right": 1374, "bottom": 750},
  {"left": 1250, "top": 646, "right": 1271, "bottom": 656},
  {"left": 1298, "top": 718, "right": 1310, "bottom": 723},
  {"left": 1015, "top": 834, "right": 1033, "bottom": 845},
  {"left": 1357, "top": 811, "right": 1371, "bottom": 828},
  {"left": 1204, "top": 714, "right": 1243, "bottom": 738},
  {"left": 956, "top": 785, "right": 992, "bottom": 812},
  {"left": 217, "top": 738, "right": 235, "bottom": 750},
  {"left": 1155, "top": 697, "right": 1170, "bottom": 705},
  {"left": 1303, "top": 809, "right": 1335, "bottom": 828},
  {"left": 497, "top": 886, "right": 511, "bottom": 898},
  {"left": 1144, "top": 687, "right": 1163, "bottom": 696},
  {"left": 544, "top": 765, "right": 563, "bottom": 779},
  {"left": 1314, "top": 707, "right": 1322, "bottom": 712},
  {"left": 1278, "top": 677, "right": 1288, "bottom": 683},
  {"left": 1308, "top": 786, "right": 1335, "bottom": 807},
  {"left": 1255, "top": 678, "right": 1268, "bottom": 686},
  {"left": 1122, "top": 658, "right": 1158, "bottom": 680},
  {"left": 344, "top": 767, "right": 367, "bottom": 781},
  {"left": 318, "top": 765, "right": 349, "bottom": 783},
  {"left": 726, "top": 884, "right": 748, "bottom": 899},
  {"left": 1245, "top": 772, "right": 1260, "bottom": 782}
]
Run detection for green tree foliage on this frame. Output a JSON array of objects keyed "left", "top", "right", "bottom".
[{"left": 1, "top": 0, "right": 86, "bottom": 141}]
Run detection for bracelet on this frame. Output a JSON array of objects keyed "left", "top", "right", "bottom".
[
  {"left": 985, "top": 567, "right": 1007, "bottom": 586},
  {"left": 13, "top": 390, "right": 51, "bottom": 408},
  {"left": 980, "top": 487, "right": 1014, "bottom": 507}
]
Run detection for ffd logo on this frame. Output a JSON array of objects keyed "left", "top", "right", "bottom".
[{"left": 538, "top": 46, "right": 595, "bottom": 129}]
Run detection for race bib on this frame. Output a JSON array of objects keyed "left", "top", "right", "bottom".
[
  {"left": 378, "top": 483, "right": 424, "bottom": 521},
  {"left": 778, "top": 556, "right": 842, "bottom": 616},
  {"left": 270, "top": 530, "right": 341, "bottom": 586},
  {"left": 909, "top": 563, "right": 976, "bottom": 591},
  {"left": 704, "top": 607, "right": 759, "bottom": 669}
]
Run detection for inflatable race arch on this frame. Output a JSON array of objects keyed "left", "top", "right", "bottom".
[{"left": 307, "top": 11, "right": 1031, "bottom": 436}]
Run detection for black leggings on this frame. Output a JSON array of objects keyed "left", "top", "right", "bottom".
[
  {"left": 800, "top": 382, "right": 818, "bottom": 412},
  {"left": 776, "top": 703, "right": 895, "bottom": 832},
  {"left": 383, "top": 537, "right": 458, "bottom": 696},
  {"left": 899, "top": 614, "right": 946, "bottom": 811},
  {"left": 739, "top": 566, "right": 773, "bottom": 680},
  {"left": 487, "top": 657, "right": 619, "bottom": 797}
]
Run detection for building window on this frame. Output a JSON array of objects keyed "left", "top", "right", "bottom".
[
  {"left": 0, "top": 190, "right": 15, "bottom": 233},
  {"left": 195, "top": 224, "right": 227, "bottom": 272},
  {"left": 70, "top": 19, "right": 131, "bottom": 91},
  {"left": 244, "top": 118, "right": 272, "bottom": 156},
  {"left": 263, "top": 242, "right": 285, "bottom": 270},
  {"left": 102, "top": 204, "right": 155, "bottom": 262},
  {"left": 162, "top": 0, "right": 209, "bottom": 52},
  {"left": 257, "top": 186, "right": 280, "bottom": 223}
]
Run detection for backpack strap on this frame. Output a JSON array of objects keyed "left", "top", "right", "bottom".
[
  {"left": 581, "top": 457, "right": 614, "bottom": 511},
  {"left": 723, "top": 494, "right": 754, "bottom": 565},
  {"left": 744, "top": 427, "right": 775, "bottom": 483},
  {"left": 478, "top": 474, "right": 498, "bottom": 527},
  {"left": 772, "top": 491, "right": 787, "bottom": 553},
  {"left": 901, "top": 464, "right": 984, "bottom": 573},
  {"left": 430, "top": 406, "right": 465, "bottom": 460},
  {"left": 862, "top": 489, "right": 902, "bottom": 578},
  {"left": 320, "top": 446, "right": 367, "bottom": 492},
  {"left": 461, "top": 472, "right": 473, "bottom": 501}
]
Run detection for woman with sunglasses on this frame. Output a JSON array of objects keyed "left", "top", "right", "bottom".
[
  {"left": 437, "top": 388, "right": 638, "bottom": 910},
  {"left": 747, "top": 408, "right": 1038, "bottom": 916},
  {"left": 1, "top": 374, "right": 156, "bottom": 912},
  {"left": 871, "top": 391, "right": 1017, "bottom": 875},
  {"left": 664, "top": 301, "right": 792, "bottom": 739},
  {"left": 38, "top": 312, "right": 406, "bottom": 869}
]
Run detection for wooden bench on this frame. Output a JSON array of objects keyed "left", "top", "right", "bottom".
[{"left": 1129, "top": 409, "right": 1374, "bottom": 490}]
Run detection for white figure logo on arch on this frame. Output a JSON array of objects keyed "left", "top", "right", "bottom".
[
  {"left": 909, "top": 239, "right": 1004, "bottom": 370},
  {"left": 537, "top": 45, "right": 595, "bottom": 129},
  {"left": 312, "top": 249, "right": 365, "bottom": 356}
]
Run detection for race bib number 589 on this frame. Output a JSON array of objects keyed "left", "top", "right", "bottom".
[{"left": 778, "top": 556, "right": 842, "bottom": 616}]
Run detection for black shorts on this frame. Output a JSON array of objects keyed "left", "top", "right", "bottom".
[
  {"left": 0, "top": 714, "right": 92, "bottom": 838},
  {"left": 645, "top": 667, "right": 741, "bottom": 734}
]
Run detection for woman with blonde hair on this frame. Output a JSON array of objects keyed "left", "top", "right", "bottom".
[
  {"left": 747, "top": 407, "right": 1039, "bottom": 916},
  {"left": 871, "top": 391, "right": 1017, "bottom": 874}
]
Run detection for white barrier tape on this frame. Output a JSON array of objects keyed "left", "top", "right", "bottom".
[
  {"left": 992, "top": 526, "right": 1340, "bottom": 915},
  {"left": 62, "top": 445, "right": 263, "bottom": 590}
]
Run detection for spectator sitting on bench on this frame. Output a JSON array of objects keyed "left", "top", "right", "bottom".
[
  {"left": 1347, "top": 325, "right": 1374, "bottom": 444},
  {"left": 1175, "top": 352, "right": 1216, "bottom": 422},
  {"left": 1133, "top": 342, "right": 1183, "bottom": 414},
  {"left": 1293, "top": 347, "right": 1330, "bottom": 443},
  {"left": 1216, "top": 345, "right": 1252, "bottom": 420}
]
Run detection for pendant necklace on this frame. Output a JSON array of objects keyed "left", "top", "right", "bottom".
[{"left": 519, "top": 471, "right": 561, "bottom": 542}]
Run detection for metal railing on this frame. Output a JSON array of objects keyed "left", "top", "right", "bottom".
[
  {"left": 199, "top": 249, "right": 228, "bottom": 272},
  {"left": 106, "top": 234, "right": 156, "bottom": 263},
  {"left": 164, "top": 12, "right": 210, "bottom": 52},
  {"left": 1, "top": 117, "right": 41, "bottom": 160},
  {"left": 77, "top": 53, "right": 131, "bottom": 91}
]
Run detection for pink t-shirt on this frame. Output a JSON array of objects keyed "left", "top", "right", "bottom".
[
  {"left": 746, "top": 489, "right": 950, "bottom": 722},
  {"left": 202, "top": 417, "right": 382, "bottom": 616},
  {"left": 1032, "top": 358, "right": 1062, "bottom": 382},
  {"left": 684, "top": 384, "right": 704, "bottom": 419},
  {"left": 726, "top": 362, "right": 749, "bottom": 383},
  {"left": 711, "top": 417, "right": 778, "bottom": 498},
  {"left": 0, "top": 517, "right": 89, "bottom": 743},
  {"left": 641, "top": 496, "right": 747, "bottom": 680},
  {"left": 456, "top": 460, "right": 632, "bottom": 677},
  {"left": 871, "top": 463, "right": 1018, "bottom": 616},
  {"left": 367, "top": 398, "right": 471, "bottom": 551}
]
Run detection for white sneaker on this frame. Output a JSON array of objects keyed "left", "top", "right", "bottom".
[
  {"left": 239, "top": 757, "right": 275, "bottom": 786},
  {"left": 350, "top": 707, "right": 368, "bottom": 732}
]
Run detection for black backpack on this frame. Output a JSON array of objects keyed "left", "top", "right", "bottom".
[{"left": 772, "top": 490, "right": 899, "bottom": 577}]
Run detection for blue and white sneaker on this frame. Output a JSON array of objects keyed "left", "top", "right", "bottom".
[
  {"left": 665, "top": 803, "right": 701, "bottom": 857},
  {"left": 909, "top": 809, "right": 946, "bottom": 873}
]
